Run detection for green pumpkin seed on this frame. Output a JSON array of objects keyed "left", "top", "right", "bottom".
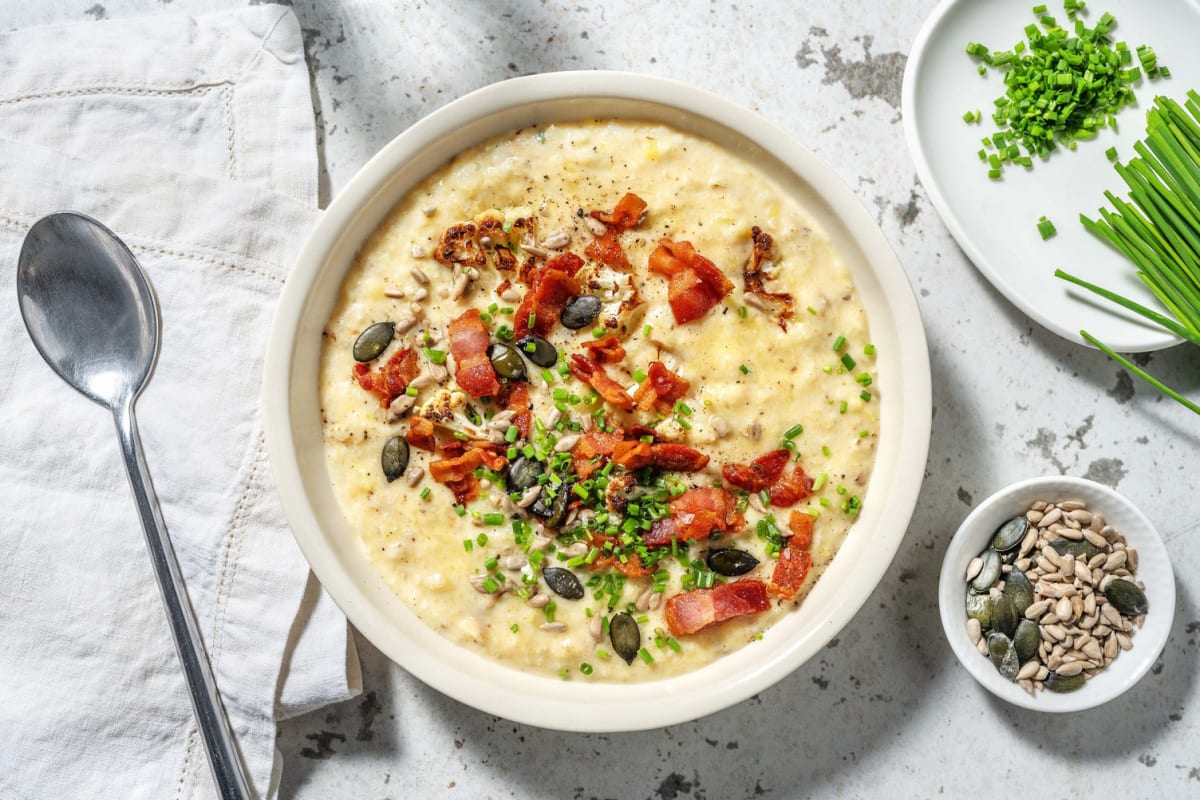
[
  {"left": 353, "top": 321, "right": 394, "bottom": 362},
  {"left": 487, "top": 342, "right": 527, "bottom": 381},
  {"left": 990, "top": 594, "right": 1019, "bottom": 638},
  {"left": 542, "top": 567, "right": 584, "bottom": 600},
  {"left": 381, "top": 436, "right": 409, "bottom": 482},
  {"left": 991, "top": 515, "right": 1029, "bottom": 552},
  {"left": 1044, "top": 671, "right": 1087, "bottom": 693},
  {"left": 609, "top": 612, "right": 641, "bottom": 665},
  {"left": 987, "top": 632, "right": 1020, "bottom": 681},
  {"left": 966, "top": 592, "right": 992, "bottom": 629},
  {"left": 1050, "top": 537, "right": 1099, "bottom": 562},
  {"left": 506, "top": 456, "right": 543, "bottom": 492},
  {"left": 560, "top": 294, "right": 601, "bottom": 329},
  {"left": 969, "top": 549, "right": 1002, "bottom": 593},
  {"left": 532, "top": 483, "right": 570, "bottom": 528},
  {"left": 706, "top": 548, "right": 760, "bottom": 576},
  {"left": 515, "top": 335, "right": 558, "bottom": 368},
  {"left": 1003, "top": 567, "right": 1034, "bottom": 616},
  {"left": 1013, "top": 619, "right": 1039, "bottom": 662},
  {"left": 1104, "top": 578, "right": 1149, "bottom": 616}
]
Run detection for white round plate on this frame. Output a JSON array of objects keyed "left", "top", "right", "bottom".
[
  {"left": 264, "top": 72, "right": 932, "bottom": 731},
  {"left": 903, "top": 0, "right": 1200, "bottom": 352}
]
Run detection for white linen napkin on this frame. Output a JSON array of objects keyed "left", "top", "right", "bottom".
[{"left": 0, "top": 6, "right": 358, "bottom": 799}]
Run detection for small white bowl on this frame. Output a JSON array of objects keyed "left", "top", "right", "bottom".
[{"left": 939, "top": 476, "right": 1175, "bottom": 712}]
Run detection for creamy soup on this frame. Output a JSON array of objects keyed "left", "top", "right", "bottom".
[{"left": 319, "top": 120, "right": 878, "bottom": 681}]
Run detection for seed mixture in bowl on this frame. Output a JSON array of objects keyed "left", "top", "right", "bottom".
[
  {"left": 965, "top": 498, "right": 1149, "bottom": 694},
  {"left": 318, "top": 120, "right": 879, "bottom": 681}
]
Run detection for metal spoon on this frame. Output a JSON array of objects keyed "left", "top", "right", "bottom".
[{"left": 17, "top": 212, "right": 252, "bottom": 799}]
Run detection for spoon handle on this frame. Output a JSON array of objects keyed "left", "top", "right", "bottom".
[{"left": 114, "top": 401, "right": 253, "bottom": 800}]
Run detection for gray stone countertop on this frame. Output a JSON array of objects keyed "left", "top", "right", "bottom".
[{"left": 7, "top": 1, "right": 1198, "bottom": 798}]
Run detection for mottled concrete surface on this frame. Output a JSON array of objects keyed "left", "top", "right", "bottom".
[{"left": 6, "top": 1, "right": 1199, "bottom": 798}]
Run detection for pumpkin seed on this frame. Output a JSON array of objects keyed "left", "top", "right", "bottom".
[
  {"left": 487, "top": 342, "right": 527, "bottom": 381},
  {"left": 515, "top": 335, "right": 558, "bottom": 368},
  {"left": 991, "top": 515, "right": 1029, "bottom": 552},
  {"left": 542, "top": 567, "right": 584, "bottom": 600},
  {"left": 1003, "top": 567, "right": 1034, "bottom": 615},
  {"left": 706, "top": 548, "right": 760, "bottom": 576},
  {"left": 353, "top": 321, "right": 395, "bottom": 362},
  {"left": 531, "top": 483, "right": 570, "bottom": 528},
  {"left": 988, "top": 632, "right": 1020, "bottom": 680},
  {"left": 1050, "top": 537, "right": 1099, "bottom": 562},
  {"left": 1104, "top": 578, "right": 1149, "bottom": 616},
  {"left": 970, "top": 549, "right": 1002, "bottom": 593},
  {"left": 506, "top": 456, "right": 543, "bottom": 492},
  {"left": 1044, "top": 671, "right": 1086, "bottom": 692},
  {"left": 991, "top": 594, "right": 1019, "bottom": 638},
  {"left": 609, "top": 612, "right": 641, "bottom": 665},
  {"left": 966, "top": 592, "right": 993, "bottom": 629},
  {"left": 1013, "top": 618, "right": 1039, "bottom": 662},
  {"left": 560, "top": 294, "right": 602, "bottom": 329},
  {"left": 381, "top": 436, "right": 409, "bottom": 482}
]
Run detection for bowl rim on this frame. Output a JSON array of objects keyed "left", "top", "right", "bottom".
[
  {"left": 938, "top": 474, "right": 1176, "bottom": 713},
  {"left": 263, "top": 70, "right": 933, "bottom": 730}
]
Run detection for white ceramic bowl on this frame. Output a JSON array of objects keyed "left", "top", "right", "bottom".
[
  {"left": 939, "top": 476, "right": 1175, "bottom": 712},
  {"left": 263, "top": 71, "right": 932, "bottom": 731}
]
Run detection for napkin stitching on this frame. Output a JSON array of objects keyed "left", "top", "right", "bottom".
[
  {"left": 0, "top": 211, "right": 289, "bottom": 282},
  {"left": 0, "top": 82, "right": 233, "bottom": 107},
  {"left": 208, "top": 434, "right": 266, "bottom": 663},
  {"left": 172, "top": 731, "right": 198, "bottom": 800}
]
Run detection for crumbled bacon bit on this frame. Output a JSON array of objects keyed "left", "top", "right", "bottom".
[
  {"left": 721, "top": 449, "right": 790, "bottom": 494},
  {"left": 514, "top": 265, "right": 581, "bottom": 338},
  {"left": 585, "top": 232, "right": 631, "bottom": 270},
  {"left": 632, "top": 361, "right": 690, "bottom": 414},
  {"left": 664, "top": 580, "right": 771, "bottom": 636},
  {"left": 590, "top": 193, "right": 648, "bottom": 232},
  {"left": 429, "top": 449, "right": 483, "bottom": 484},
  {"left": 497, "top": 382, "right": 532, "bottom": 439},
  {"left": 353, "top": 347, "right": 419, "bottom": 407},
  {"left": 786, "top": 511, "right": 815, "bottom": 551},
  {"left": 642, "top": 487, "right": 743, "bottom": 547},
  {"left": 768, "top": 548, "right": 812, "bottom": 600},
  {"left": 611, "top": 440, "right": 653, "bottom": 470},
  {"left": 743, "top": 226, "right": 795, "bottom": 330},
  {"left": 571, "top": 430, "right": 624, "bottom": 479},
  {"left": 568, "top": 354, "right": 635, "bottom": 412},
  {"left": 648, "top": 238, "right": 734, "bottom": 324},
  {"left": 585, "top": 532, "right": 654, "bottom": 577},
  {"left": 767, "top": 465, "right": 814, "bottom": 507},
  {"left": 581, "top": 334, "right": 626, "bottom": 364},
  {"left": 649, "top": 443, "right": 709, "bottom": 472},
  {"left": 448, "top": 308, "right": 500, "bottom": 398}
]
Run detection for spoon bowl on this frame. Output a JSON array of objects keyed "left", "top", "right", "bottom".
[
  {"left": 17, "top": 213, "right": 251, "bottom": 799},
  {"left": 18, "top": 213, "right": 157, "bottom": 407}
]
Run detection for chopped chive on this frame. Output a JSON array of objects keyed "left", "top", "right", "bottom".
[
  {"left": 642, "top": 324, "right": 652, "bottom": 337},
  {"left": 638, "top": 647, "right": 654, "bottom": 664},
  {"left": 838, "top": 401, "right": 848, "bottom": 414},
  {"left": 784, "top": 423, "right": 804, "bottom": 439},
  {"left": 505, "top": 425, "right": 520, "bottom": 443},
  {"left": 423, "top": 348, "right": 447, "bottom": 364},
  {"left": 592, "top": 326, "right": 607, "bottom": 338},
  {"left": 832, "top": 335, "right": 846, "bottom": 352},
  {"left": 405, "top": 386, "right": 418, "bottom": 397},
  {"left": 420, "top": 487, "right": 431, "bottom": 500},
  {"left": 483, "top": 512, "right": 505, "bottom": 526},
  {"left": 528, "top": 312, "right": 537, "bottom": 329},
  {"left": 463, "top": 539, "right": 474, "bottom": 552},
  {"left": 580, "top": 662, "right": 593, "bottom": 675},
  {"left": 738, "top": 364, "right": 750, "bottom": 375},
  {"left": 510, "top": 623, "right": 519, "bottom": 633},
  {"left": 1105, "top": 146, "right": 1118, "bottom": 162},
  {"left": 1037, "top": 215, "right": 1057, "bottom": 240},
  {"left": 840, "top": 353, "right": 857, "bottom": 370},
  {"left": 860, "top": 390, "right": 872, "bottom": 402},
  {"left": 632, "top": 369, "right": 647, "bottom": 383}
]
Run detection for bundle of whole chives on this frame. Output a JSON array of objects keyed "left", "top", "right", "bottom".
[{"left": 1056, "top": 90, "right": 1200, "bottom": 415}]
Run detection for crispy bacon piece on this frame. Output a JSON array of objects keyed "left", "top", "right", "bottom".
[
  {"left": 632, "top": 361, "right": 690, "bottom": 414},
  {"left": 664, "top": 580, "right": 771, "bottom": 636},
  {"left": 497, "top": 382, "right": 532, "bottom": 439},
  {"left": 612, "top": 440, "right": 653, "bottom": 470},
  {"left": 787, "top": 511, "right": 815, "bottom": 551},
  {"left": 448, "top": 308, "right": 500, "bottom": 398},
  {"left": 585, "top": 232, "right": 631, "bottom": 270},
  {"left": 353, "top": 347, "right": 419, "bottom": 407},
  {"left": 721, "top": 449, "right": 790, "bottom": 493},
  {"left": 585, "top": 193, "right": 647, "bottom": 269},
  {"left": 642, "top": 487, "right": 743, "bottom": 547},
  {"left": 581, "top": 335, "right": 626, "bottom": 364},
  {"left": 585, "top": 532, "right": 655, "bottom": 577},
  {"left": 768, "top": 548, "right": 812, "bottom": 600},
  {"left": 743, "top": 226, "right": 795, "bottom": 330},
  {"left": 649, "top": 238, "right": 734, "bottom": 324},
  {"left": 472, "top": 443, "right": 509, "bottom": 472},
  {"left": 428, "top": 448, "right": 482, "bottom": 484},
  {"left": 767, "top": 465, "right": 814, "bottom": 507},
  {"left": 406, "top": 417, "right": 437, "bottom": 452},
  {"left": 514, "top": 266, "right": 581, "bottom": 338},
  {"left": 568, "top": 354, "right": 635, "bottom": 412},
  {"left": 590, "top": 192, "right": 647, "bottom": 232},
  {"left": 650, "top": 443, "right": 709, "bottom": 472},
  {"left": 443, "top": 476, "right": 480, "bottom": 505},
  {"left": 571, "top": 430, "right": 624, "bottom": 479}
]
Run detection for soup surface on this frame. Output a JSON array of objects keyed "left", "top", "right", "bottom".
[{"left": 319, "top": 120, "right": 878, "bottom": 680}]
